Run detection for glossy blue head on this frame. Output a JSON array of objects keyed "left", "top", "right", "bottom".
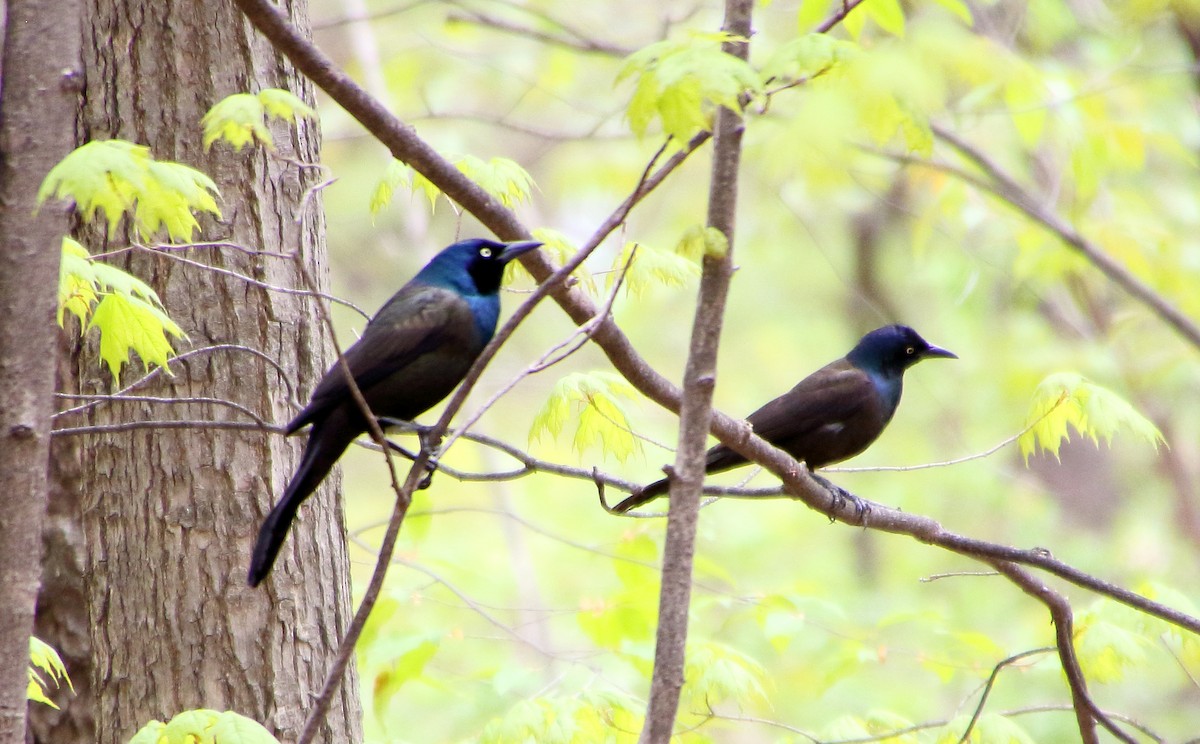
[
  {"left": 846, "top": 325, "right": 956, "bottom": 379},
  {"left": 415, "top": 238, "right": 542, "bottom": 297}
]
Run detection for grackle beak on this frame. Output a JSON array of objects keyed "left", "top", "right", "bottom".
[
  {"left": 499, "top": 240, "right": 543, "bottom": 262},
  {"left": 922, "top": 344, "right": 958, "bottom": 360}
]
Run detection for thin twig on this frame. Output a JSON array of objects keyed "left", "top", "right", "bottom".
[{"left": 53, "top": 392, "right": 267, "bottom": 427}]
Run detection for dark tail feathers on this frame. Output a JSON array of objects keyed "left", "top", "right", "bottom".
[
  {"left": 610, "top": 476, "right": 670, "bottom": 514},
  {"left": 247, "top": 422, "right": 353, "bottom": 586}
]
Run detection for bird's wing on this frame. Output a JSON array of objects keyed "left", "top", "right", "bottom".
[
  {"left": 740, "top": 360, "right": 877, "bottom": 446},
  {"left": 287, "top": 285, "right": 476, "bottom": 432}
]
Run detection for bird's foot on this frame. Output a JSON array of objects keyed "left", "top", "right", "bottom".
[
  {"left": 811, "top": 473, "right": 870, "bottom": 524},
  {"left": 378, "top": 423, "right": 441, "bottom": 487}
]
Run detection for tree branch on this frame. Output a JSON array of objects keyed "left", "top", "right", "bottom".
[
  {"left": 641, "top": 2, "right": 753, "bottom": 741},
  {"left": 892, "top": 124, "right": 1200, "bottom": 353}
]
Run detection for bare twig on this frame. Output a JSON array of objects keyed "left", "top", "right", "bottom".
[
  {"left": 52, "top": 343, "right": 300, "bottom": 417},
  {"left": 53, "top": 392, "right": 267, "bottom": 427},
  {"left": 956, "top": 647, "right": 1054, "bottom": 743},
  {"left": 874, "top": 125, "right": 1200, "bottom": 353},
  {"left": 446, "top": 8, "right": 634, "bottom": 57},
  {"left": 641, "top": 3, "right": 753, "bottom": 740}
]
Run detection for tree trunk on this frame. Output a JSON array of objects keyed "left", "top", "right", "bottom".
[
  {"left": 0, "top": 0, "right": 81, "bottom": 741},
  {"left": 45, "top": 1, "right": 364, "bottom": 742}
]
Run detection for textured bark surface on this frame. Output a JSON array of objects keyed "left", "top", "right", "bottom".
[
  {"left": 0, "top": 0, "right": 81, "bottom": 740},
  {"left": 54, "top": 1, "right": 363, "bottom": 742}
]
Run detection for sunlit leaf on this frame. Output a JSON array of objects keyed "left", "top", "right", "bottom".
[
  {"left": 38, "top": 140, "right": 220, "bottom": 241},
  {"left": 608, "top": 240, "right": 699, "bottom": 297},
  {"left": 37, "top": 140, "right": 149, "bottom": 237},
  {"left": 88, "top": 293, "right": 187, "bottom": 383},
  {"left": 202, "top": 93, "right": 271, "bottom": 150},
  {"left": 761, "top": 34, "right": 860, "bottom": 84},
  {"left": 369, "top": 159, "right": 411, "bottom": 217},
  {"left": 680, "top": 641, "right": 769, "bottom": 711},
  {"left": 1018, "top": 372, "right": 1165, "bottom": 462},
  {"left": 529, "top": 371, "right": 644, "bottom": 462},
  {"left": 504, "top": 227, "right": 596, "bottom": 296},
  {"left": 936, "top": 713, "right": 1036, "bottom": 743},
  {"left": 257, "top": 87, "right": 317, "bottom": 122},
  {"left": 618, "top": 34, "right": 762, "bottom": 142}
]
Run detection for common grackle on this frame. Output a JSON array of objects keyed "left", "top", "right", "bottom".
[
  {"left": 248, "top": 238, "right": 542, "bottom": 586},
  {"left": 611, "top": 324, "right": 955, "bottom": 513}
]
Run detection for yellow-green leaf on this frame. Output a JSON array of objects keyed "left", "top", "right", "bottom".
[
  {"left": 369, "top": 160, "right": 411, "bottom": 217},
  {"left": 38, "top": 140, "right": 149, "bottom": 237},
  {"left": 618, "top": 35, "right": 762, "bottom": 142},
  {"left": 609, "top": 240, "right": 699, "bottom": 297},
  {"left": 506, "top": 228, "right": 596, "bottom": 296},
  {"left": 681, "top": 641, "right": 769, "bottom": 711},
  {"left": 455, "top": 154, "right": 535, "bottom": 208},
  {"left": 202, "top": 93, "right": 270, "bottom": 151},
  {"left": 529, "top": 371, "right": 643, "bottom": 462},
  {"left": 39, "top": 140, "right": 221, "bottom": 241},
  {"left": 256, "top": 87, "right": 317, "bottom": 122},
  {"left": 88, "top": 293, "right": 186, "bottom": 383},
  {"left": 1018, "top": 373, "right": 1165, "bottom": 462}
]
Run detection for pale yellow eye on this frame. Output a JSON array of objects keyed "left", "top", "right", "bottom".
[
  {"left": 480, "top": 247, "right": 493, "bottom": 258},
  {"left": 905, "top": 346, "right": 915, "bottom": 355}
]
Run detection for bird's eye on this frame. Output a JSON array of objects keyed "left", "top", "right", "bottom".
[
  {"left": 479, "top": 247, "right": 493, "bottom": 258},
  {"left": 905, "top": 346, "right": 915, "bottom": 355}
]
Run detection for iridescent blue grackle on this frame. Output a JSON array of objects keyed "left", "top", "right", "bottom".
[
  {"left": 611, "top": 324, "right": 956, "bottom": 513},
  {"left": 248, "top": 238, "right": 542, "bottom": 586}
]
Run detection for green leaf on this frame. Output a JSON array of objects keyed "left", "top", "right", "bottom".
[
  {"left": 932, "top": 0, "right": 974, "bottom": 25},
  {"left": 39, "top": 140, "right": 221, "bottom": 241},
  {"left": 59, "top": 237, "right": 99, "bottom": 326},
  {"left": 936, "top": 713, "right": 1036, "bottom": 743},
  {"left": 127, "top": 720, "right": 167, "bottom": 744},
  {"left": 369, "top": 160, "right": 411, "bottom": 217},
  {"left": 130, "top": 708, "right": 279, "bottom": 744},
  {"left": 202, "top": 93, "right": 270, "bottom": 150},
  {"left": 202, "top": 88, "right": 315, "bottom": 152},
  {"left": 256, "top": 87, "right": 317, "bottom": 122},
  {"left": 370, "top": 633, "right": 441, "bottom": 724},
  {"left": 136, "top": 161, "right": 222, "bottom": 241},
  {"left": 208, "top": 711, "right": 280, "bottom": 744},
  {"left": 410, "top": 169, "right": 444, "bottom": 211},
  {"left": 680, "top": 641, "right": 769, "bottom": 711},
  {"left": 1004, "top": 66, "right": 1047, "bottom": 147},
  {"left": 38, "top": 140, "right": 149, "bottom": 237},
  {"left": 455, "top": 154, "right": 536, "bottom": 208},
  {"left": 608, "top": 240, "right": 699, "bottom": 297},
  {"left": 618, "top": 34, "right": 762, "bottom": 142},
  {"left": 479, "top": 695, "right": 640, "bottom": 744},
  {"left": 88, "top": 293, "right": 187, "bottom": 383},
  {"left": 529, "top": 371, "right": 644, "bottom": 462},
  {"left": 761, "top": 34, "right": 860, "bottom": 84},
  {"left": 1018, "top": 373, "right": 1165, "bottom": 462},
  {"left": 674, "top": 224, "right": 728, "bottom": 263},
  {"left": 505, "top": 228, "right": 596, "bottom": 296},
  {"left": 864, "top": 0, "right": 907, "bottom": 37}
]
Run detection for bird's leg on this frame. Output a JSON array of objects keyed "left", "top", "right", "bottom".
[
  {"left": 377, "top": 417, "right": 440, "bottom": 488},
  {"left": 810, "top": 472, "right": 870, "bottom": 524}
]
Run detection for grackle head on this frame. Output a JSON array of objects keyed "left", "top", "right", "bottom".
[
  {"left": 846, "top": 324, "right": 957, "bottom": 377},
  {"left": 416, "top": 238, "right": 542, "bottom": 296}
]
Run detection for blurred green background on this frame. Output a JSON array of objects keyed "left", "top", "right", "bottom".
[{"left": 302, "top": 0, "right": 1200, "bottom": 740}]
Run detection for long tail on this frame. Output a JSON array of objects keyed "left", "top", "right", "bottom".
[
  {"left": 610, "top": 477, "right": 670, "bottom": 513},
  {"left": 611, "top": 444, "right": 747, "bottom": 514},
  {"left": 248, "top": 418, "right": 355, "bottom": 586}
]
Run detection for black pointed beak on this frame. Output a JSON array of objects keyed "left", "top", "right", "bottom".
[
  {"left": 499, "top": 240, "right": 543, "bottom": 262},
  {"left": 922, "top": 344, "right": 957, "bottom": 360}
]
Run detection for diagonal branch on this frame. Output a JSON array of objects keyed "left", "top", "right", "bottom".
[{"left": 928, "top": 124, "right": 1200, "bottom": 352}]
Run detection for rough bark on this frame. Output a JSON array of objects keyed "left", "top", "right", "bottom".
[
  {"left": 0, "top": 0, "right": 81, "bottom": 740},
  {"left": 47, "top": 1, "right": 363, "bottom": 742},
  {"left": 639, "top": 2, "right": 753, "bottom": 741}
]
